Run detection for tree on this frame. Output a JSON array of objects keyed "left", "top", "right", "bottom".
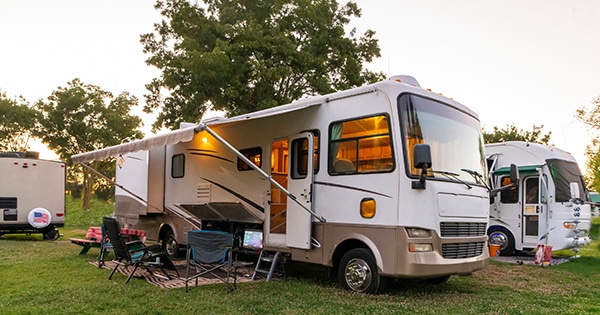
[
  {"left": 576, "top": 96, "right": 600, "bottom": 191},
  {"left": 0, "top": 92, "right": 39, "bottom": 152},
  {"left": 35, "top": 79, "right": 144, "bottom": 209},
  {"left": 482, "top": 123, "right": 552, "bottom": 145},
  {"left": 141, "top": 0, "right": 384, "bottom": 130}
]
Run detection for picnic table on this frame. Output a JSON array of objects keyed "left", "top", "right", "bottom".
[{"left": 70, "top": 226, "right": 147, "bottom": 255}]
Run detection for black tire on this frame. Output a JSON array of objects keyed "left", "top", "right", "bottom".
[
  {"left": 488, "top": 226, "right": 515, "bottom": 256},
  {"left": 338, "top": 248, "right": 388, "bottom": 294},
  {"left": 162, "top": 229, "right": 181, "bottom": 258},
  {"left": 42, "top": 227, "right": 59, "bottom": 241}
]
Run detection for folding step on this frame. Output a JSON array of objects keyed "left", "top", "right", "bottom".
[{"left": 251, "top": 250, "right": 286, "bottom": 281}]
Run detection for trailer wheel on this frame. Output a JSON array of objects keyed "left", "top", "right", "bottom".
[
  {"left": 42, "top": 227, "right": 59, "bottom": 241},
  {"left": 488, "top": 226, "right": 515, "bottom": 256},
  {"left": 338, "top": 248, "right": 388, "bottom": 294},
  {"left": 162, "top": 229, "right": 181, "bottom": 258}
]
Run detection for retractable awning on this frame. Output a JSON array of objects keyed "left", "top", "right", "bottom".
[
  {"left": 71, "top": 126, "right": 197, "bottom": 164},
  {"left": 71, "top": 97, "right": 328, "bottom": 165},
  {"left": 69, "top": 83, "right": 382, "bottom": 165}
]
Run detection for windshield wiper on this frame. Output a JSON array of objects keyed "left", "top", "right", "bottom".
[
  {"left": 461, "top": 168, "right": 490, "bottom": 190},
  {"left": 431, "top": 170, "right": 472, "bottom": 189}
]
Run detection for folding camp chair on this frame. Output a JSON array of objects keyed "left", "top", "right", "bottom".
[
  {"left": 185, "top": 230, "right": 237, "bottom": 292},
  {"left": 102, "top": 216, "right": 179, "bottom": 283},
  {"left": 97, "top": 223, "right": 113, "bottom": 268}
]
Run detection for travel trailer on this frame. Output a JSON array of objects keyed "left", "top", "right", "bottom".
[
  {"left": 0, "top": 151, "right": 65, "bottom": 240},
  {"left": 73, "top": 75, "right": 492, "bottom": 293},
  {"left": 486, "top": 141, "right": 591, "bottom": 256}
]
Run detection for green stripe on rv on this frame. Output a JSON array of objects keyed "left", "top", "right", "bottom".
[{"left": 493, "top": 164, "right": 543, "bottom": 175}]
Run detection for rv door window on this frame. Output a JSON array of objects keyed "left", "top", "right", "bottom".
[
  {"left": 500, "top": 176, "right": 518, "bottom": 204},
  {"left": 171, "top": 154, "right": 185, "bottom": 178},
  {"left": 291, "top": 137, "right": 309, "bottom": 179},
  {"left": 328, "top": 114, "right": 394, "bottom": 175}
]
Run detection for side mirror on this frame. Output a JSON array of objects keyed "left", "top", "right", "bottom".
[
  {"left": 570, "top": 182, "right": 580, "bottom": 199},
  {"left": 413, "top": 144, "right": 432, "bottom": 169},
  {"left": 509, "top": 164, "right": 519, "bottom": 186},
  {"left": 412, "top": 144, "right": 431, "bottom": 190},
  {"left": 489, "top": 164, "right": 519, "bottom": 198}
]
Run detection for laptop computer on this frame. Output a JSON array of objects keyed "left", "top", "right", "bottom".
[{"left": 242, "top": 229, "right": 263, "bottom": 250}]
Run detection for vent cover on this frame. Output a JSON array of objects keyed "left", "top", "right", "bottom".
[{"left": 196, "top": 184, "right": 211, "bottom": 203}]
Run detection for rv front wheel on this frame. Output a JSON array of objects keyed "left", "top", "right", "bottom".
[
  {"left": 488, "top": 226, "right": 515, "bottom": 256},
  {"left": 338, "top": 248, "right": 387, "bottom": 294},
  {"left": 162, "top": 229, "right": 181, "bottom": 258}
]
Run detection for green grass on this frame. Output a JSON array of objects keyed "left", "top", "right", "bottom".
[
  {"left": 2, "top": 201, "right": 600, "bottom": 314},
  {"left": 65, "top": 197, "right": 115, "bottom": 229}
]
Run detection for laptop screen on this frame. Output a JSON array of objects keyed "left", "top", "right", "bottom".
[{"left": 242, "top": 229, "right": 263, "bottom": 249}]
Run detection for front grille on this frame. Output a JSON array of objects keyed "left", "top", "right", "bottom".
[
  {"left": 440, "top": 222, "right": 486, "bottom": 237},
  {"left": 442, "top": 242, "right": 485, "bottom": 259},
  {"left": 0, "top": 197, "right": 17, "bottom": 209}
]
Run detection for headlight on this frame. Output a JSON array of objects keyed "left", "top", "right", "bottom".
[
  {"left": 406, "top": 228, "right": 431, "bottom": 238},
  {"left": 563, "top": 222, "right": 577, "bottom": 230},
  {"left": 409, "top": 243, "right": 433, "bottom": 252}
]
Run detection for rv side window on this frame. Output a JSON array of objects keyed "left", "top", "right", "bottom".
[
  {"left": 172, "top": 154, "right": 185, "bottom": 178},
  {"left": 500, "top": 176, "right": 518, "bottom": 203},
  {"left": 328, "top": 114, "right": 394, "bottom": 175},
  {"left": 238, "top": 147, "right": 262, "bottom": 171}
]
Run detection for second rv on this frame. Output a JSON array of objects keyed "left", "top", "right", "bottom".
[{"left": 486, "top": 141, "right": 591, "bottom": 256}]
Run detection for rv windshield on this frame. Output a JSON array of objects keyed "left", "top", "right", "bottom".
[
  {"left": 546, "top": 158, "right": 588, "bottom": 202},
  {"left": 398, "top": 93, "right": 487, "bottom": 185}
]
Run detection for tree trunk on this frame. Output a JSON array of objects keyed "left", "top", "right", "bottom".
[{"left": 82, "top": 167, "right": 93, "bottom": 211}]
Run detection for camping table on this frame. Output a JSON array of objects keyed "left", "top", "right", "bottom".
[{"left": 120, "top": 227, "right": 147, "bottom": 243}]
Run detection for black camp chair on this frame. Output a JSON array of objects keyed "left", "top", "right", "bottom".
[
  {"left": 185, "top": 230, "right": 237, "bottom": 292},
  {"left": 102, "top": 216, "right": 179, "bottom": 283}
]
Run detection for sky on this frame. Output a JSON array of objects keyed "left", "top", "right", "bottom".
[{"left": 1, "top": 0, "right": 599, "bottom": 173}]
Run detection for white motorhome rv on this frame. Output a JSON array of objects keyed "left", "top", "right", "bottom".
[
  {"left": 486, "top": 141, "right": 591, "bottom": 256},
  {"left": 0, "top": 151, "right": 65, "bottom": 240},
  {"left": 73, "top": 75, "right": 492, "bottom": 293}
]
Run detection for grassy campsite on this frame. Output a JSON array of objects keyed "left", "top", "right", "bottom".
[{"left": 0, "top": 197, "right": 599, "bottom": 315}]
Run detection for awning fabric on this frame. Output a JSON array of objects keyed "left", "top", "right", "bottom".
[
  {"left": 71, "top": 126, "right": 196, "bottom": 164},
  {"left": 71, "top": 96, "right": 328, "bottom": 165}
]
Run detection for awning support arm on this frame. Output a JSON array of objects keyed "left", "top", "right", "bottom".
[
  {"left": 196, "top": 123, "right": 326, "bottom": 223},
  {"left": 80, "top": 162, "right": 150, "bottom": 209}
]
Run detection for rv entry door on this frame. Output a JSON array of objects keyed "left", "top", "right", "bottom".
[
  {"left": 523, "top": 176, "right": 544, "bottom": 245},
  {"left": 286, "top": 132, "right": 315, "bottom": 249}
]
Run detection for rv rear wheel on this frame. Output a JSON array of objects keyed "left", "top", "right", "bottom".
[
  {"left": 162, "top": 229, "right": 181, "bottom": 258},
  {"left": 488, "top": 226, "right": 515, "bottom": 256},
  {"left": 338, "top": 248, "right": 388, "bottom": 294}
]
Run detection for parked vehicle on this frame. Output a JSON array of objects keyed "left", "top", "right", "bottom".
[
  {"left": 0, "top": 151, "right": 65, "bottom": 239},
  {"left": 486, "top": 141, "right": 591, "bottom": 256},
  {"left": 73, "top": 75, "right": 492, "bottom": 293}
]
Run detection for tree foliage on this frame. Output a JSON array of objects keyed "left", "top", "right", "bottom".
[
  {"left": 35, "top": 79, "right": 144, "bottom": 209},
  {"left": 576, "top": 96, "right": 600, "bottom": 191},
  {"left": 141, "top": 0, "right": 385, "bottom": 130},
  {"left": 0, "top": 92, "right": 39, "bottom": 152},
  {"left": 482, "top": 123, "right": 552, "bottom": 145}
]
